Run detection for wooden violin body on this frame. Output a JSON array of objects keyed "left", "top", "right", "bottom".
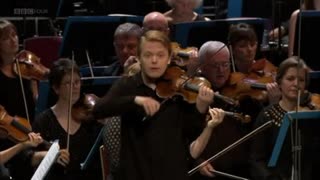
[
  {"left": 72, "top": 93, "right": 99, "bottom": 122},
  {"left": 171, "top": 42, "right": 198, "bottom": 67},
  {"left": 14, "top": 50, "right": 50, "bottom": 80},
  {"left": 0, "top": 105, "right": 32, "bottom": 143}
]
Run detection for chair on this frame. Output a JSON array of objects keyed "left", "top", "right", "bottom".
[{"left": 24, "top": 36, "right": 62, "bottom": 69}]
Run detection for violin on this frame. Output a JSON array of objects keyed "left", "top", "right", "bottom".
[
  {"left": 72, "top": 93, "right": 99, "bottom": 122},
  {"left": 156, "top": 66, "right": 250, "bottom": 123},
  {"left": 249, "top": 58, "right": 277, "bottom": 78},
  {"left": 14, "top": 50, "right": 50, "bottom": 80},
  {"left": 300, "top": 92, "right": 320, "bottom": 110},
  {"left": 220, "top": 71, "right": 274, "bottom": 103},
  {"left": 171, "top": 42, "right": 198, "bottom": 67},
  {"left": 0, "top": 105, "right": 50, "bottom": 146}
]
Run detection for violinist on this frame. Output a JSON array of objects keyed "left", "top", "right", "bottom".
[
  {"left": 192, "top": 41, "right": 252, "bottom": 180},
  {"left": 0, "top": 19, "right": 37, "bottom": 123},
  {"left": 250, "top": 56, "right": 319, "bottom": 180},
  {"left": 93, "top": 30, "right": 225, "bottom": 180},
  {"left": 32, "top": 58, "right": 102, "bottom": 180},
  {"left": 228, "top": 23, "right": 281, "bottom": 104},
  {"left": 0, "top": 19, "right": 48, "bottom": 180},
  {"left": 103, "top": 22, "right": 142, "bottom": 76}
]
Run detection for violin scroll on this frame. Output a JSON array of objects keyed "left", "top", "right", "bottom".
[{"left": 171, "top": 42, "right": 198, "bottom": 67}]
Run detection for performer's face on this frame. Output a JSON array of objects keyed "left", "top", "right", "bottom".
[
  {"left": 279, "top": 67, "right": 306, "bottom": 101},
  {"left": 55, "top": 72, "right": 81, "bottom": 105},
  {"left": 233, "top": 40, "right": 257, "bottom": 71},
  {"left": 0, "top": 28, "right": 19, "bottom": 56},
  {"left": 138, "top": 41, "right": 170, "bottom": 80},
  {"left": 201, "top": 49, "right": 230, "bottom": 90}
]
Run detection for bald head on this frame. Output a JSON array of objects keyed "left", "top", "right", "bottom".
[{"left": 143, "top": 11, "right": 169, "bottom": 35}]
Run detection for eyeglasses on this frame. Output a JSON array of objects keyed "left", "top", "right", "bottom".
[{"left": 207, "top": 62, "right": 231, "bottom": 69}]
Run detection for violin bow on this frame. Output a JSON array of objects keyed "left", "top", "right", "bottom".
[
  {"left": 66, "top": 51, "right": 76, "bottom": 151},
  {"left": 15, "top": 54, "right": 30, "bottom": 123},
  {"left": 229, "top": 44, "right": 236, "bottom": 72},
  {"left": 291, "top": 1, "right": 304, "bottom": 179}
]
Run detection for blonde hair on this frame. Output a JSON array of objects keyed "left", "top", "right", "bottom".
[{"left": 138, "top": 30, "right": 172, "bottom": 58}]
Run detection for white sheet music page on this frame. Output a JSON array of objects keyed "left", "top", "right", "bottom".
[{"left": 31, "top": 140, "right": 60, "bottom": 180}]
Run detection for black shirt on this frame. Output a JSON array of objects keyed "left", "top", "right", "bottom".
[
  {"left": 33, "top": 109, "right": 102, "bottom": 180},
  {"left": 93, "top": 72, "right": 206, "bottom": 180}
]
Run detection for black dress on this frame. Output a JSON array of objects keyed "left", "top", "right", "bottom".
[
  {"left": 93, "top": 72, "right": 206, "bottom": 180},
  {"left": 251, "top": 103, "right": 320, "bottom": 180},
  {"left": 32, "top": 109, "right": 102, "bottom": 180},
  {"left": 250, "top": 104, "right": 292, "bottom": 180}
]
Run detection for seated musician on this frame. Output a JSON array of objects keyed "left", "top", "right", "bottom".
[
  {"left": 0, "top": 19, "right": 50, "bottom": 180},
  {"left": 33, "top": 58, "right": 102, "bottom": 180},
  {"left": 250, "top": 56, "right": 319, "bottom": 180},
  {"left": 92, "top": 30, "right": 225, "bottom": 180},
  {"left": 228, "top": 23, "right": 281, "bottom": 104},
  {"left": 102, "top": 22, "right": 142, "bottom": 76},
  {"left": 191, "top": 41, "right": 252, "bottom": 180}
]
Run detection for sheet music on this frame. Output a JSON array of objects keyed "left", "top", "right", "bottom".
[{"left": 32, "top": 140, "right": 60, "bottom": 180}]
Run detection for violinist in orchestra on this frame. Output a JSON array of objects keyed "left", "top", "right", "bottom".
[
  {"left": 32, "top": 58, "right": 102, "bottom": 180},
  {"left": 0, "top": 19, "right": 37, "bottom": 123},
  {"left": 250, "top": 56, "right": 319, "bottom": 180},
  {"left": 103, "top": 22, "right": 142, "bottom": 76},
  {"left": 228, "top": 23, "right": 281, "bottom": 104},
  {"left": 0, "top": 19, "right": 50, "bottom": 180},
  {"left": 93, "top": 30, "right": 225, "bottom": 180},
  {"left": 191, "top": 41, "right": 252, "bottom": 180}
]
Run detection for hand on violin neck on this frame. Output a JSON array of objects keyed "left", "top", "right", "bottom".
[
  {"left": 134, "top": 96, "right": 160, "bottom": 116},
  {"left": 22, "top": 132, "right": 43, "bottom": 148},
  {"left": 206, "top": 108, "right": 225, "bottom": 128},
  {"left": 196, "top": 86, "right": 214, "bottom": 113}
]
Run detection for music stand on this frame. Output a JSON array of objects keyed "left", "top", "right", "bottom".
[
  {"left": 59, "top": 16, "right": 143, "bottom": 66},
  {"left": 293, "top": 11, "right": 320, "bottom": 70},
  {"left": 268, "top": 111, "right": 320, "bottom": 167},
  {"left": 171, "top": 18, "right": 268, "bottom": 49}
]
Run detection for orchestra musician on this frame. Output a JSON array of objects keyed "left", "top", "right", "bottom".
[
  {"left": 191, "top": 41, "right": 252, "bottom": 180},
  {"left": 250, "top": 56, "right": 319, "bottom": 180},
  {"left": 32, "top": 58, "right": 102, "bottom": 180},
  {"left": 93, "top": 30, "right": 225, "bottom": 180},
  {"left": 228, "top": 23, "right": 281, "bottom": 104},
  {"left": 0, "top": 19, "right": 48, "bottom": 180},
  {"left": 103, "top": 22, "right": 142, "bottom": 76}
]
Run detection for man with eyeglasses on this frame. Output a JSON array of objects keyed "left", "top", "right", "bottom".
[{"left": 191, "top": 41, "right": 252, "bottom": 180}]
